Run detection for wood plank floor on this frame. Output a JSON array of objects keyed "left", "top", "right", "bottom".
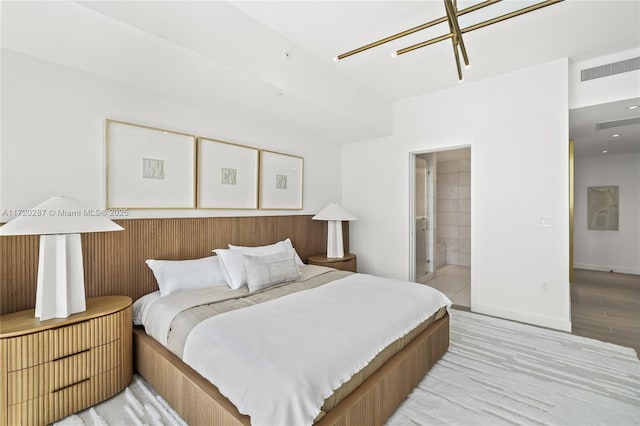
[{"left": 571, "top": 269, "right": 640, "bottom": 357}]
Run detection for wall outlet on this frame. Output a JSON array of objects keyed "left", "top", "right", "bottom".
[{"left": 542, "top": 282, "right": 549, "bottom": 292}]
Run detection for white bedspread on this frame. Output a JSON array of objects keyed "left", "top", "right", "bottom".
[{"left": 183, "top": 273, "right": 451, "bottom": 426}]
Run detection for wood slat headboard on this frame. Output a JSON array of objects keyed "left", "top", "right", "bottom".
[{"left": 0, "top": 215, "right": 347, "bottom": 315}]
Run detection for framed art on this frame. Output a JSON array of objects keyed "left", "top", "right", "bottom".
[
  {"left": 588, "top": 185, "right": 619, "bottom": 230},
  {"left": 259, "top": 150, "right": 303, "bottom": 210},
  {"left": 197, "top": 137, "right": 259, "bottom": 209},
  {"left": 106, "top": 119, "right": 196, "bottom": 209}
]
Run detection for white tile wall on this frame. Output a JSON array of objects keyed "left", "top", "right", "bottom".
[
  {"left": 439, "top": 213, "right": 458, "bottom": 225},
  {"left": 436, "top": 153, "right": 471, "bottom": 267}
]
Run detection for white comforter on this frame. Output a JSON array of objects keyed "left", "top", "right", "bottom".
[{"left": 183, "top": 273, "right": 451, "bottom": 426}]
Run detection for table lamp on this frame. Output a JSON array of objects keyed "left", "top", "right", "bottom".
[
  {"left": 0, "top": 196, "right": 124, "bottom": 320},
  {"left": 312, "top": 202, "right": 357, "bottom": 258}
]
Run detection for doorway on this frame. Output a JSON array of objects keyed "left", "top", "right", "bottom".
[{"left": 411, "top": 147, "right": 472, "bottom": 308}]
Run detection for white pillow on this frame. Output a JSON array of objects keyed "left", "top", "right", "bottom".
[
  {"left": 145, "top": 256, "right": 227, "bottom": 296},
  {"left": 244, "top": 251, "right": 301, "bottom": 293},
  {"left": 213, "top": 249, "right": 249, "bottom": 289},
  {"left": 228, "top": 238, "right": 303, "bottom": 266},
  {"left": 132, "top": 291, "right": 161, "bottom": 326}
]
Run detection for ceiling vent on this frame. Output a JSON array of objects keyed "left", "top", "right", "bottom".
[
  {"left": 581, "top": 57, "right": 640, "bottom": 82},
  {"left": 595, "top": 117, "right": 640, "bottom": 131}
]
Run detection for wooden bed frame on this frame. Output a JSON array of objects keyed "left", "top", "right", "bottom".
[
  {"left": 2, "top": 215, "right": 450, "bottom": 424},
  {"left": 134, "top": 314, "right": 449, "bottom": 426}
]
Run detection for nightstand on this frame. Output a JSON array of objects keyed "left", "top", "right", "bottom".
[
  {"left": 308, "top": 253, "right": 357, "bottom": 272},
  {"left": 0, "top": 296, "right": 132, "bottom": 426}
]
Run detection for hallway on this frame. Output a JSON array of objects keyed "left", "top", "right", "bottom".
[{"left": 571, "top": 269, "right": 640, "bottom": 356}]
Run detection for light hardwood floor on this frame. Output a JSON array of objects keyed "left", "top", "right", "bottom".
[{"left": 571, "top": 269, "right": 640, "bottom": 357}]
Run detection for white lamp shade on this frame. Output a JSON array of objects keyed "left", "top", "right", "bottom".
[
  {"left": 0, "top": 196, "right": 124, "bottom": 235},
  {"left": 312, "top": 203, "right": 357, "bottom": 221}
]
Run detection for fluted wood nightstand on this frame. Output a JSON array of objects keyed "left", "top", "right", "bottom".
[
  {"left": 0, "top": 296, "right": 132, "bottom": 426},
  {"left": 308, "top": 253, "right": 357, "bottom": 272}
]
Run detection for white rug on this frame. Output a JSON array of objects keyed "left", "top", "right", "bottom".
[{"left": 56, "top": 310, "right": 640, "bottom": 425}]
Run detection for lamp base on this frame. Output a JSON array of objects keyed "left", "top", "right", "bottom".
[
  {"left": 326, "top": 220, "right": 345, "bottom": 258},
  {"left": 35, "top": 234, "right": 86, "bottom": 320}
]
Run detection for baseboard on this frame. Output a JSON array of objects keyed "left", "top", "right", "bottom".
[
  {"left": 574, "top": 263, "right": 640, "bottom": 275},
  {"left": 473, "top": 303, "right": 572, "bottom": 332}
]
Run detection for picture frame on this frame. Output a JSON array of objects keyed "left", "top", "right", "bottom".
[
  {"left": 106, "top": 119, "right": 196, "bottom": 209},
  {"left": 197, "top": 137, "right": 259, "bottom": 209},
  {"left": 587, "top": 185, "right": 619, "bottom": 231},
  {"left": 259, "top": 150, "right": 303, "bottom": 210}
]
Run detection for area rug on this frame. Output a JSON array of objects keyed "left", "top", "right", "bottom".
[{"left": 55, "top": 310, "right": 640, "bottom": 425}]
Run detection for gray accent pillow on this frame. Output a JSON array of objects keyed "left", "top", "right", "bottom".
[{"left": 244, "top": 251, "right": 301, "bottom": 293}]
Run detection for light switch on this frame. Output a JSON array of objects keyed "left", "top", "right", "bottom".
[{"left": 538, "top": 217, "right": 552, "bottom": 227}]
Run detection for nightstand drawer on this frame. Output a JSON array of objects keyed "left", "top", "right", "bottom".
[
  {"left": 7, "top": 376, "right": 93, "bottom": 426},
  {"left": 6, "top": 321, "right": 91, "bottom": 371},
  {"left": 50, "top": 376, "right": 93, "bottom": 421},
  {"left": 7, "top": 339, "right": 121, "bottom": 404},
  {"left": 6, "top": 368, "right": 124, "bottom": 426},
  {"left": 91, "top": 311, "right": 128, "bottom": 347},
  {"left": 7, "top": 350, "right": 89, "bottom": 405}
]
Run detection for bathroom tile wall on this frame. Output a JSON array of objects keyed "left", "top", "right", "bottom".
[{"left": 437, "top": 156, "right": 471, "bottom": 266}]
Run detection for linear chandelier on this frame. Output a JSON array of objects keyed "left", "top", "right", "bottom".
[{"left": 335, "top": 0, "right": 564, "bottom": 82}]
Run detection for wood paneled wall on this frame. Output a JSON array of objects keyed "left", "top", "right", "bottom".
[{"left": 1, "top": 215, "right": 348, "bottom": 315}]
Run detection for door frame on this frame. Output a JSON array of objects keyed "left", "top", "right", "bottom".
[
  {"left": 408, "top": 144, "right": 475, "bottom": 309},
  {"left": 569, "top": 139, "right": 574, "bottom": 282},
  {"left": 411, "top": 154, "right": 433, "bottom": 282}
]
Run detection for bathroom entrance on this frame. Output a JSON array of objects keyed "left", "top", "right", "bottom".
[{"left": 411, "top": 146, "right": 472, "bottom": 308}]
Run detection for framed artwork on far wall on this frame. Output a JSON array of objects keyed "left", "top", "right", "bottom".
[
  {"left": 587, "top": 185, "right": 619, "bottom": 230},
  {"left": 197, "top": 137, "right": 259, "bottom": 209},
  {"left": 106, "top": 119, "right": 196, "bottom": 209},
  {"left": 259, "top": 150, "right": 303, "bottom": 210}
]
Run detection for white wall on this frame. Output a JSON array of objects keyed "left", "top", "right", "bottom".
[
  {"left": 1, "top": 50, "right": 342, "bottom": 220},
  {"left": 569, "top": 48, "right": 640, "bottom": 109},
  {"left": 343, "top": 58, "right": 571, "bottom": 331},
  {"left": 574, "top": 153, "right": 640, "bottom": 274}
]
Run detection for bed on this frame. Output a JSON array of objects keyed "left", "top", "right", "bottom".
[{"left": 133, "top": 240, "right": 451, "bottom": 426}]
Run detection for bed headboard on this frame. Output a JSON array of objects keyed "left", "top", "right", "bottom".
[{"left": 0, "top": 215, "right": 347, "bottom": 315}]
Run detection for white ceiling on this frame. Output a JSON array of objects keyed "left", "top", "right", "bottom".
[
  {"left": 570, "top": 98, "right": 640, "bottom": 158},
  {"left": 2, "top": 1, "right": 639, "bottom": 150},
  {"left": 230, "top": 0, "right": 638, "bottom": 100}
]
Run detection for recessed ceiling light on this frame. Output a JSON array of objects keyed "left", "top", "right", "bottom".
[
  {"left": 627, "top": 105, "right": 639, "bottom": 110},
  {"left": 601, "top": 150, "right": 608, "bottom": 154},
  {"left": 611, "top": 134, "right": 620, "bottom": 138}
]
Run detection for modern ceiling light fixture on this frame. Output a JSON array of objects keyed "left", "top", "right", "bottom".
[{"left": 335, "top": 0, "right": 564, "bottom": 82}]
